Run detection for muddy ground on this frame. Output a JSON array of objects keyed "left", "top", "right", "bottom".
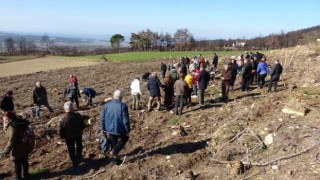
[{"left": 0, "top": 45, "right": 320, "bottom": 179}]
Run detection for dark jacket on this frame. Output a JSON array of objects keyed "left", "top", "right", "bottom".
[
  {"left": 222, "top": 69, "right": 233, "bottom": 86},
  {"left": 212, "top": 55, "right": 218, "bottom": 65},
  {"left": 170, "top": 69, "right": 179, "bottom": 82},
  {"left": 161, "top": 63, "right": 167, "bottom": 72},
  {"left": 270, "top": 63, "right": 283, "bottom": 80},
  {"left": 66, "top": 85, "right": 80, "bottom": 99},
  {"left": 100, "top": 99, "right": 130, "bottom": 135},
  {"left": 0, "top": 95, "right": 14, "bottom": 111},
  {"left": 1, "top": 118, "right": 32, "bottom": 159},
  {"left": 33, "top": 86, "right": 48, "bottom": 105},
  {"left": 197, "top": 69, "right": 210, "bottom": 90},
  {"left": 147, "top": 77, "right": 162, "bottom": 97},
  {"left": 242, "top": 63, "right": 252, "bottom": 79},
  {"left": 82, "top": 87, "right": 96, "bottom": 98},
  {"left": 59, "top": 112, "right": 86, "bottom": 139}
]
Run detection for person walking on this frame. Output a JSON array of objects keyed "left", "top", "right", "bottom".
[
  {"left": 221, "top": 64, "right": 233, "bottom": 102},
  {"left": 163, "top": 73, "right": 174, "bottom": 110},
  {"left": 184, "top": 70, "right": 194, "bottom": 106},
  {"left": 229, "top": 60, "right": 238, "bottom": 91},
  {"left": 256, "top": 59, "right": 270, "bottom": 88},
  {"left": 59, "top": 102, "right": 86, "bottom": 172},
  {"left": 197, "top": 67, "right": 210, "bottom": 106},
  {"left": 147, "top": 72, "right": 162, "bottom": 112},
  {"left": 241, "top": 59, "right": 252, "bottom": 92},
  {"left": 268, "top": 60, "right": 283, "bottom": 92},
  {"left": 33, "top": 82, "right": 54, "bottom": 118},
  {"left": 161, "top": 62, "right": 167, "bottom": 79},
  {"left": 80, "top": 87, "right": 96, "bottom": 106},
  {"left": 130, "top": 77, "right": 142, "bottom": 110},
  {"left": 1, "top": 111, "right": 34, "bottom": 180},
  {"left": 174, "top": 74, "right": 188, "bottom": 115},
  {"left": 100, "top": 90, "right": 130, "bottom": 159},
  {"left": 0, "top": 90, "right": 14, "bottom": 112}
]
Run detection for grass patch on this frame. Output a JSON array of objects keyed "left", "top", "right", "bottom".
[
  {"left": 79, "top": 50, "right": 268, "bottom": 62},
  {"left": 168, "top": 117, "right": 179, "bottom": 125},
  {"left": 30, "top": 168, "right": 50, "bottom": 176},
  {"left": 0, "top": 55, "right": 39, "bottom": 62}
]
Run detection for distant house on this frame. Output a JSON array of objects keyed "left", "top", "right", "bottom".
[{"left": 232, "top": 41, "right": 247, "bottom": 47}]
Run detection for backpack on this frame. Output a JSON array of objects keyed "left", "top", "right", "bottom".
[{"left": 21, "top": 126, "right": 35, "bottom": 154}]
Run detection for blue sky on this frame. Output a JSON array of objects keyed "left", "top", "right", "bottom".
[{"left": 0, "top": 0, "right": 319, "bottom": 39}]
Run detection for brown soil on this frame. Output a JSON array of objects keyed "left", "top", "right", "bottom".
[{"left": 0, "top": 45, "right": 320, "bottom": 179}]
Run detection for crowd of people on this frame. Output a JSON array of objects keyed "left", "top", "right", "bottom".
[{"left": 0, "top": 51, "right": 283, "bottom": 179}]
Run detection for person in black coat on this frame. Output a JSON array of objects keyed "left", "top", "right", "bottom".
[
  {"left": 33, "top": 82, "right": 53, "bottom": 117},
  {"left": 241, "top": 59, "right": 252, "bottom": 92},
  {"left": 147, "top": 72, "right": 163, "bottom": 111},
  {"left": 64, "top": 85, "right": 81, "bottom": 109},
  {"left": 228, "top": 60, "right": 238, "bottom": 91},
  {"left": 268, "top": 60, "right": 283, "bottom": 92},
  {"left": 212, "top": 53, "right": 218, "bottom": 69},
  {"left": 197, "top": 67, "right": 210, "bottom": 106},
  {"left": 160, "top": 62, "right": 167, "bottom": 79},
  {"left": 0, "top": 90, "right": 14, "bottom": 112}
]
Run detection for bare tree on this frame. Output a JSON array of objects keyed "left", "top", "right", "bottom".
[
  {"left": 19, "top": 37, "right": 27, "bottom": 53},
  {"left": 42, "top": 33, "right": 50, "bottom": 52},
  {"left": 5, "top": 37, "right": 15, "bottom": 53},
  {"left": 174, "top": 28, "right": 192, "bottom": 51}
]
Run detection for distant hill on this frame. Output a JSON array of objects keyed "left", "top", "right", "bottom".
[{"left": 0, "top": 32, "right": 108, "bottom": 44}]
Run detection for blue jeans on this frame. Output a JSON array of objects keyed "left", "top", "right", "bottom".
[
  {"left": 193, "top": 84, "right": 198, "bottom": 96},
  {"left": 35, "top": 102, "right": 53, "bottom": 117}
]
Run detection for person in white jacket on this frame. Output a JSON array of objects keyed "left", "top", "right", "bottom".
[{"left": 130, "top": 77, "right": 142, "bottom": 110}]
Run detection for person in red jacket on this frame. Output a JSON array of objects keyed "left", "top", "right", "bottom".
[
  {"left": 221, "top": 64, "right": 233, "bottom": 102},
  {"left": 70, "top": 75, "right": 78, "bottom": 88}
]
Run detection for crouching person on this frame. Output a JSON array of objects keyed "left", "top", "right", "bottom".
[
  {"left": 80, "top": 87, "right": 96, "bottom": 107},
  {"left": 59, "top": 101, "right": 86, "bottom": 172},
  {"left": 1, "top": 111, "right": 34, "bottom": 180},
  {"left": 100, "top": 90, "right": 130, "bottom": 161}
]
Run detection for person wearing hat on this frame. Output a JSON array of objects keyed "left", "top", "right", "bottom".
[
  {"left": 59, "top": 101, "right": 86, "bottom": 172},
  {"left": 33, "top": 82, "right": 53, "bottom": 118},
  {"left": 0, "top": 90, "right": 14, "bottom": 112},
  {"left": 80, "top": 87, "right": 96, "bottom": 107}
]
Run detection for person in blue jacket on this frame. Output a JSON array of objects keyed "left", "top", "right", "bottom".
[
  {"left": 80, "top": 87, "right": 96, "bottom": 106},
  {"left": 256, "top": 59, "right": 270, "bottom": 88},
  {"left": 100, "top": 90, "right": 130, "bottom": 159}
]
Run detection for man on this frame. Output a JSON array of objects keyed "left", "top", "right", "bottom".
[
  {"left": 198, "top": 54, "right": 205, "bottom": 68},
  {"left": 64, "top": 85, "right": 81, "bottom": 109},
  {"left": 229, "top": 60, "right": 238, "bottom": 91},
  {"left": 268, "top": 60, "right": 283, "bottom": 92},
  {"left": 212, "top": 53, "right": 218, "bottom": 70},
  {"left": 161, "top": 62, "right": 167, "bottom": 79},
  {"left": 184, "top": 70, "right": 194, "bottom": 106},
  {"left": 197, "top": 67, "right": 210, "bottom": 106},
  {"left": 147, "top": 73, "right": 162, "bottom": 111},
  {"left": 256, "top": 59, "right": 270, "bottom": 88},
  {"left": 100, "top": 90, "right": 130, "bottom": 159},
  {"left": 241, "top": 59, "right": 252, "bottom": 92},
  {"left": 174, "top": 74, "right": 188, "bottom": 115},
  {"left": 80, "top": 87, "right": 96, "bottom": 106},
  {"left": 221, "top": 64, "right": 233, "bottom": 102},
  {"left": 59, "top": 102, "right": 86, "bottom": 171},
  {"left": 130, "top": 77, "right": 142, "bottom": 110},
  {"left": 0, "top": 90, "right": 14, "bottom": 112},
  {"left": 250, "top": 57, "right": 259, "bottom": 84},
  {"left": 169, "top": 66, "right": 179, "bottom": 83},
  {"left": 33, "top": 82, "right": 54, "bottom": 118}
]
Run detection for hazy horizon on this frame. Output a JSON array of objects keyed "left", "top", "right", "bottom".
[{"left": 1, "top": 0, "right": 320, "bottom": 40}]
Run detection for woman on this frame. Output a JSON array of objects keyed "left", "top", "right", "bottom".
[
  {"left": 163, "top": 73, "right": 174, "bottom": 110},
  {"left": 1, "top": 111, "right": 33, "bottom": 179},
  {"left": 193, "top": 67, "right": 201, "bottom": 97}
]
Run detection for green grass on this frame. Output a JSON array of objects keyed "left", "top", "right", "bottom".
[
  {"left": 80, "top": 50, "right": 259, "bottom": 62},
  {"left": 30, "top": 168, "right": 50, "bottom": 176},
  {"left": 0, "top": 55, "right": 39, "bottom": 61},
  {"left": 168, "top": 117, "right": 179, "bottom": 125}
]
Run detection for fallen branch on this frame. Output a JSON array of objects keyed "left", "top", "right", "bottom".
[
  {"left": 243, "top": 141, "right": 320, "bottom": 166},
  {"left": 83, "top": 168, "right": 106, "bottom": 179},
  {"left": 218, "top": 129, "right": 248, "bottom": 150},
  {"left": 120, "top": 156, "right": 127, "bottom": 166}
]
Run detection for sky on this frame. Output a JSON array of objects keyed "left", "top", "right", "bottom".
[{"left": 0, "top": 0, "right": 319, "bottom": 40}]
